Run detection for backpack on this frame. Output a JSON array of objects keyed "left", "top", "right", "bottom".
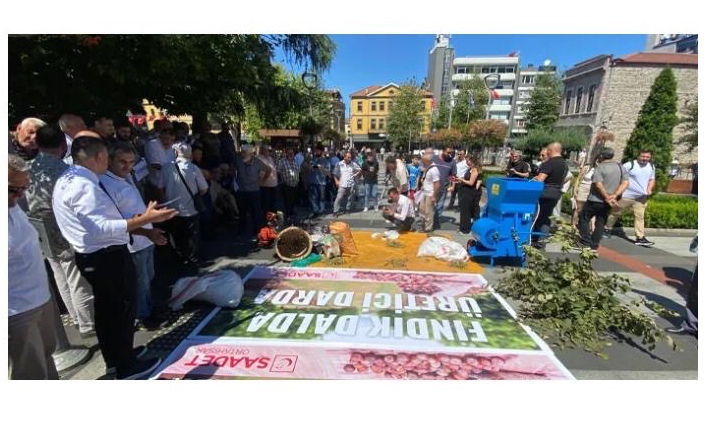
[{"left": 628, "top": 160, "right": 655, "bottom": 174}]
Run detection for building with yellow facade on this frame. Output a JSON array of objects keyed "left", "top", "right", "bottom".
[{"left": 349, "top": 83, "right": 434, "bottom": 149}]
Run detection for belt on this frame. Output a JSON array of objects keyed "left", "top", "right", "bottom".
[{"left": 76, "top": 244, "right": 128, "bottom": 257}]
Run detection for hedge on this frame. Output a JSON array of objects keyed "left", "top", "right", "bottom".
[
  {"left": 481, "top": 175, "right": 697, "bottom": 229},
  {"left": 561, "top": 193, "right": 697, "bottom": 229}
]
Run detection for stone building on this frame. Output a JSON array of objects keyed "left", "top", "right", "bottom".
[{"left": 557, "top": 52, "right": 698, "bottom": 165}]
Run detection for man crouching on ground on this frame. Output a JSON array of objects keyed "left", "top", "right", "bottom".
[{"left": 382, "top": 187, "right": 415, "bottom": 233}]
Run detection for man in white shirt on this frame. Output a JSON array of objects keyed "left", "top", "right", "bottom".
[
  {"left": 417, "top": 150, "right": 441, "bottom": 232},
  {"left": 144, "top": 127, "right": 177, "bottom": 202},
  {"left": 332, "top": 151, "right": 361, "bottom": 216},
  {"left": 604, "top": 149, "right": 657, "bottom": 246},
  {"left": 8, "top": 154, "right": 59, "bottom": 379},
  {"left": 58, "top": 113, "right": 86, "bottom": 165},
  {"left": 101, "top": 141, "right": 169, "bottom": 330},
  {"left": 161, "top": 143, "right": 209, "bottom": 265},
  {"left": 257, "top": 145, "right": 281, "bottom": 214},
  {"left": 382, "top": 188, "right": 415, "bottom": 232},
  {"left": 53, "top": 132, "right": 177, "bottom": 379}
]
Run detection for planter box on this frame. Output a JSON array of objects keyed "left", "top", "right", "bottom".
[{"left": 666, "top": 179, "right": 695, "bottom": 194}]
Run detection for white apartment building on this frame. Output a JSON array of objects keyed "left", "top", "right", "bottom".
[
  {"left": 513, "top": 64, "right": 557, "bottom": 135},
  {"left": 450, "top": 56, "right": 520, "bottom": 133}
]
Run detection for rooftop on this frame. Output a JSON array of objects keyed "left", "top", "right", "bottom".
[{"left": 613, "top": 52, "right": 698, "bottom": 66}]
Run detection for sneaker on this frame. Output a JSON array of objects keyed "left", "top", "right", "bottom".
[
  {"left": 665, "top": 326, "right": 697, "bottom": 336},
  {"left": 635, "top": 237, "right": 655, "bottom": 247},
  {"left": 117, "top": 357, "right": 162, "bottom": 380},
  {"left": 105, "top": 346, "right": 149, "bottom": 375},
  {"left": 602, "top": 231, "right": 612, "bottom": 239},
  {"left": 79, "top": 329, "right": 97, "bottom": 339},
  {"left": 363, "top": 207, "right": 368, "bottom": 212}
]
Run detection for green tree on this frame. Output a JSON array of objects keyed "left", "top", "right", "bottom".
[
  {"left": 432, "top": 77, "right": 489, "bottom": 131},
  {"left": 8, "top": 34, "right": 335, "bottom": 126},
  {"left": 677, "top": 97, "right": 697, "bottom": 152},
  {"left": 386, "top": 81, "right": 426, "bottom": 151},
  {"left": 525, "top": 73, "right": 562, "bottom": 130},
  {"left": 465, "top": 120, "right": 506, "bottom": 152},
  {"left": 622, "top": 67, "right": 679, "bottom": 191}
]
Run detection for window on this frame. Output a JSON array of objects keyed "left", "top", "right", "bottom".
[
  {"left": 379, "top": 101, "right": 385, "bottom": 111},
  {"left": 521, "top": 75, "right": 535, "bottom": 84},
  {"left": 371, "top": 101, "right": 376, "bottom": 111},
  {"left": 456, "top": 66, "right": 467, "bottom": 74},
  {"left": 388, "top": 101, "right": 393, "bottom": 111},
  {"left": 420, "top": 101, "right": 426, "bottom": 110},
  {"left": 356, "top": 119, "right": 362, "bottom": 130},
  {"left": 481, "top": 66, "right": 490, "bottom": 73},
  {"left": 378, "top": 118, "right": 385, "bottom": 130},
  {"left": 370, "top": 119, "right": 376, "bottom": 130},
  {"left": 516, "top": 119, "right": 526, "bottom": 128},
  {"left": 587, "top": 85, "right": 596, "bottom": 112},
  {"left": 575, "top": 87, "right": 583, "bottom": 114},
  {"left": 564, "top": 90, "right": 572, "bottom": 115},
  {"left": 357, "top": 101, "right": 363, "bottom": 112}
]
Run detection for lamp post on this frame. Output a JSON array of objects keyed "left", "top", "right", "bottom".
[
  {"left": 302, "top": 70, "right": 318, "bottom": 146},
  {"left": 484, "top": 73, "right": 501, "bottom": 121}
]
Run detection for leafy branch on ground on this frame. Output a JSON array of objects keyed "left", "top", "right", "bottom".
[{"left": 494, "top": 220, "right": 679, "bottom": 359}]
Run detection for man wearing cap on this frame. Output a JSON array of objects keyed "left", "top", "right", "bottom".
[{"left": 577, "top": 147, "right": 629, "bottom": 251}]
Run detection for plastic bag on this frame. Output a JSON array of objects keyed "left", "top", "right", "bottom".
[
  {"left": 319, "top": 234, "right": 341, "bottom": 259},
  {"left": 417, "top": 236, "right": 469, "bottom": 262},
  {"left": 192, "top": 270, "right": 245, "bottom": 308},
  {"left": 169, "top": 270, "right": 244, "bottom": 310}
]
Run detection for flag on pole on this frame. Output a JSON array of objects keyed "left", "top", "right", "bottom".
[
  {"left": 507, "top": 51, "right": 520, "bottom": 57},
  {"left": 491, "top": 90, "right": 500, "bottom": 99}
]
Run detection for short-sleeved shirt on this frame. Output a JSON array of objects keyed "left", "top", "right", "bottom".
[
  {"left": 432, "top": 155, "right": 456, "bottom": 187},
  {"left": 408, "top": 163, "right": 421, "bottom": 190},
  {"left": 421, "top": 165, "right": 441, "bottom": 196},
  {"left": 506, "top": 160, "right": 530, "bottom": 178},
  {"left": 588, "top": 162, "right": 628, "bottom": 203},
  {"left": 622, "top": 161, "right": 656, "bottom": 199},
  {"left": 235, "top": 155, "right": 267, "bottom": 192},
  {"left": 538, "top": 156, "right": 569, "bottom": 188},
  {"left": 162, "top": 158, "right": 209, "bottom": 217}
]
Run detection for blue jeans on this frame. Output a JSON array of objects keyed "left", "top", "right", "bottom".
[
  {"left": 131, "top": 245, "right": 155, "bottom": 321},
  {"left": 309, "top": 184, "right": 327, "bottom": 214},
  {"left": 364, "top": 183, "right": 378, "bottom": 209}
]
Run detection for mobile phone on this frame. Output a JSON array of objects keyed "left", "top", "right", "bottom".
[{"left": 156, "top": 197, "right": 181, "bottom": 208}]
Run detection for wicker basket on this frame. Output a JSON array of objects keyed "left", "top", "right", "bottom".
[{"left": 275, "top": 227, "right": 313, "bottom": 262}]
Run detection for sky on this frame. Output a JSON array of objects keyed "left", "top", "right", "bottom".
[{"left": 277, "top": 34, "right": 649, "bottom": 114}]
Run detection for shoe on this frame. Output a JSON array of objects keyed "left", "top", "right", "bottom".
[
  {"left": 117, "top": 357, "right": 162, "bottom": 380},
  {"left": 80, "top": 329, "right": 97, "bottom": 339},
  {"left": 363, "top": 207, "right": 368, "bottom": 212},
  {"left": 635, "top": 237, "right": 655, "bottom": 247},
  {"left": 105, "top": 346, "right": 149, "bottom": 375},
  {"left": 602, "top": 231, "right": 612, "bottom": 239}
]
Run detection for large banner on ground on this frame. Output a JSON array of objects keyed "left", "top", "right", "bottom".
[{"left": 154, "top": 267, "right": 573, "bottom": 380}]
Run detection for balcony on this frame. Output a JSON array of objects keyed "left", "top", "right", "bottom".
[
  {"left": 488, "top": 104, "right": 512, "bottom": 112},
  {"left": 451, "top": 73, "right": 517, "bottom": 83}
]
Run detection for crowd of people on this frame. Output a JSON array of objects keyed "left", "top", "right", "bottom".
[{"left": 8, "top": 110, "right": 693, "bottom": 380}]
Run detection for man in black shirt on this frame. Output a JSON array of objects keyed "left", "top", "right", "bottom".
[
  {"left": 505, "top": 150, "right": 530, "bottom": 179},
  {"left": 531, "top": 143, "right": 568, "bottom": 249}
]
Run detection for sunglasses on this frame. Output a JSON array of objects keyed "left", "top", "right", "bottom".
[{"left": 9, "top": 185, "right": 29, "bottom": 195}]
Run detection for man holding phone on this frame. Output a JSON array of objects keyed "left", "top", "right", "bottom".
[
  {"left": 100, "top": 141, "right": 170, "bottom": 331},
  {"left": 505, "top": 150, "right": 530, "bottom": 179}
]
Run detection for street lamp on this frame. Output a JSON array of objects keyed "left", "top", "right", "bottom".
[
  {"left": 302, "top": 70, "right": 318, "bottom": 117},
  {"left": 484, "top": 73, "right": 501, "bottom": 121}
]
